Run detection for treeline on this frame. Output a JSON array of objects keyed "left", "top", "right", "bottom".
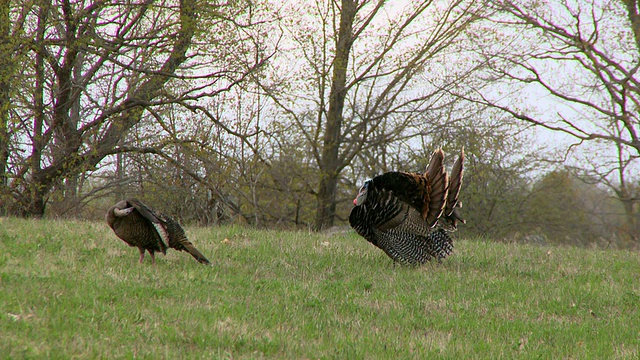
[
  {"left": 1, "top": 0, "right": 638, "bottom": 248},
  {"left": 51, "top": 115, "right": 639, "bottom": 249}
]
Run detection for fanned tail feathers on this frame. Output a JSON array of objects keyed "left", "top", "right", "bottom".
[
  {"left": 443, "top": 148, "right": 465, "bottom": 229},
  {"left": 424, "top": 149, "right": 448, "bottom": 226}
]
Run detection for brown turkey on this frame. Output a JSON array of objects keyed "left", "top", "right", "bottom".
[
  {"left": 349, "top": 148, "right": 465, "bottom": 266},
  {"left": 106, "top": 198, "right": 211, "bottom": 265}
]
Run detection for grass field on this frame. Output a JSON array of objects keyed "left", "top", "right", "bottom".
[{"left": 1, "top": 217, "right": 639, "bottom": 359}]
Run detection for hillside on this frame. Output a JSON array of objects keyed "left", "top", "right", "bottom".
[{"left": 1, "top": 218, "right": 638, "bottom": 358}]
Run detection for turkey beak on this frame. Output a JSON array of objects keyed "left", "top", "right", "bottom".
[
  {"left": 354, "top": 180, "right": 370, "bottom": 206},
  {"left": 354, "top": 189, "right": 365, "bottom": 206}
]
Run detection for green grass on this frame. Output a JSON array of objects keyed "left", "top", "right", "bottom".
[{"left": 0, "top": 217, "right": 639, "bottom": 359}]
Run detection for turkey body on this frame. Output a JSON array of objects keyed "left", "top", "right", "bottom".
[
  {"left": 106, "top": 198, "right": 211, "bottom": 265},
  {"left": 349, "top": 149, "right": 464, "bottom": 266}
]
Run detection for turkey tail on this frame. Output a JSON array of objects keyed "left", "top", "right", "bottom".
[
  {"left": 164, "top": 216, "right": 212, "bottom": 265},
  {"left": 443, "top": 148, "right": 465, "bottom": 229},
  {"left": 182, "top": 243, "right": 212, "bottom": 265},
  {"left": 424, "top": 149, "right": 448, "bottom": 226},
  {"left": 170, "top": 234, "right": 212, "bottom": 265}
]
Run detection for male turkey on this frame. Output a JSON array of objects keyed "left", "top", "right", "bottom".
[
  {"left": 106, "top": 198, "right": 211, "bottom": 265},
  {"left": 349, "top": 149, "right": 465, "bottom": 266}
]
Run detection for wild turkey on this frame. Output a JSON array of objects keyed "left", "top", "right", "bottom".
[
  {"left": 106, "top": 198, "right": 211, "bottom": 265},
  {"left": 349, "top": 148, "right": 465, "bottom": 266}
]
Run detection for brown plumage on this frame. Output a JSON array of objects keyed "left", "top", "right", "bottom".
[
  {"left": 443, "top": 148, "right": 465, "bottom": 230},
  {"left": 349, "top": 148, "right": 465, "bottom": 266},
  {"left": 106, "top": 198, "right": 211, "bottom": 265}
]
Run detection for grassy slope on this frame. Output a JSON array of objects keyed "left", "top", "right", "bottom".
[{"left": 0, "top": 217, "right": 639, "bottom": 359}]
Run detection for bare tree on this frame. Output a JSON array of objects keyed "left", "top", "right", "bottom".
[
  {"left": 567, "top": 127, "right": 640, "bottom": 242},
  {"left": 469, "top": 0, "right": 640, "bottom": 152},
  {"left": 461, "top": 0, "right": 640, "bottom": 240},
  {"left": 2, "top": 0, "right": 272, "bottom": 217},
  {"left": 0, "top": 0, "right": 24, "bottom": 213},
  {"left": 258, "top": 0, "right": 483, "bottom": 230}
]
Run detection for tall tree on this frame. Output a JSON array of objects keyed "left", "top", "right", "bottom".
[
  {"left": 567, "top": 129, "right": 640, "bottom": 242},
  {"left": 462, "top": 0, "right": 640, "bottom": 240},
  {"left": 0, "top": 0, "right": 22, "bottom": 212},
  {"left": 2, "top": 0, "right": 271, "bottom": 217},
  {"left": 260, "top": 0, "right": 483, "bottom": 230},
  {"left": 470, "top": 0, "right": 640, "bottom": 153},
  {"left": 315, "top": 0, "right": 356, "bottom": 231}
]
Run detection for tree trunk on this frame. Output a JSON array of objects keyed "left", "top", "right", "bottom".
[
  {"left": 22, "top": 2, "right": 48, "bottom": 218},
  {"left": 0, "top": 0, "right": 12, "bottom": 214},
  {"left": 314, "top": 0, "right": 356, "bottom": 231}
]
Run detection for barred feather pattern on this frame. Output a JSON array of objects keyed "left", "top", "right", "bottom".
[
  {"left": 349, "top": 182, "right": 456, "bottom": 266},
  {"left": 162, "top": 215, "right": 211, "bottom": 265},
  {"left": 373, "top": 228, "right": 454, "bottom": 266},
  {"left": 349, "top": 148, "right": 463, "bottom": 266}
]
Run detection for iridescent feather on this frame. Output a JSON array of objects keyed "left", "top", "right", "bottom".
[{"left": 349, "top": 149, "right": 465, "bottom": 266}]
